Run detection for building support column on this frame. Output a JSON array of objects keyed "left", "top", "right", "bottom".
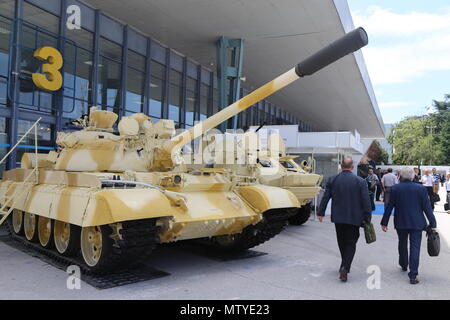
[
  {"left": 8, "top": 0, "right": 24, "bottom": 169},
  {"left": 91, "top": 9, "right": 100, "bottom": 107},
  {"left": 216, "top": 36, "right": 244, "bottom": 132},
  {"left": 55, "top": 0, "right": 67, "bottom": 133}
]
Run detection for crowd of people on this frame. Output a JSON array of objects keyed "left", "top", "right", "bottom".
[{"left": 365, "top": 167, "right": 448, "bottom": 212}]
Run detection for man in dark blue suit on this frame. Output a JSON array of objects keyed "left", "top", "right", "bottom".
[
  {"left": 381, "top": 167, "right": 437, "bottom": 284},
  {"left": 318, "top": 157, "right": 372, "bottom": 282}
]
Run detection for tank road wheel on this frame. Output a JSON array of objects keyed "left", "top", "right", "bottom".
[
  {"left": 79, "top": 220, "right": 160, "bottom": 273},
  {"left": 7, "top": 210, "right": 24, "bottom": 235},
  {"left": 23, "top": 212, "right": 39, "bottom": 242},
  {"left": 38, "top": 217, "right": 53, "bottom": 248},
  {"left": 80, "top": 225, "right": 115, "bottom": 273},
  {"left": 288, "top": 203, "right": 312, "bottom": 226},
  {"left": 54, "top": 221, "right": 80, "bottom": 256}
]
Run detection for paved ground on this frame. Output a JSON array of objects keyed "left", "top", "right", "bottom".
[{"left": 0, "top": 189, "right": 449, "bottom": 300}]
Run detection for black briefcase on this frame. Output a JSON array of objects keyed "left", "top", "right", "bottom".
[
  {"left": 426, "top": 227, "right": 440, "bottom": 257},
  {"left": 445, "top": 203, "right": 449, "bottom": 211},
  {"left": 362, "top": 222, "right": 376, "bottom": 244},
  {"left": 431, "top": 193, "right": 440, "bottom": 203}
]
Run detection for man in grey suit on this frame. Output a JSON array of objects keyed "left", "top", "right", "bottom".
[{"left": 318, "top": 157, "right": 372, "bottom": 282}]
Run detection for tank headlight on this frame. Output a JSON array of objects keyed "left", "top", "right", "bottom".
[{"left": 174, "top": 175, "right": 182, "bottom": 184}]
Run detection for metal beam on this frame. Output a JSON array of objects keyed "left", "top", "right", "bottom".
[
  {"left": 8, "top": 0, "right": 24, "bottom": 169},
  {"left": 55, "top": 0, "right": 67, "bottom": 133},
  {"left": 216, "top": 36, "right": 244, "bottom": 132},
  {"left": 91, "top": 9, "right": 100, "bottom": 107}
]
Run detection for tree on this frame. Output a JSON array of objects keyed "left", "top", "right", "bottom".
[
  {"left": 375, "top": 140, "right": 389, "bottom": 165},
  {"left": 429, "top": 95, "right": 450, "bottom": 165},
  {"left": 387, "top": 94, "right": 450, "bottom": 166},
  {"left": 388, "top": 116, "right": 434, "bottom": 165}
]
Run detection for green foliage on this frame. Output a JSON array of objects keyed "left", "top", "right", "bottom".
[
  {"left": 374, "top": 140, "right": 389, "bottom": 165},
  {"left": 388, "top": 95, "right": 450, "bottom": 165}
]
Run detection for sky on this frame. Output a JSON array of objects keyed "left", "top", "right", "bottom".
[{"left": 347, "top": 0, "right": 450, "bottom": 125}]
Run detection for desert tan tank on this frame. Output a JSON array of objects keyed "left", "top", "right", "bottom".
[
  {"left": 0, "top": 27, "right": 368, "bottom": 273},
  {"left": 192, "top": 131, "right": 322, "bottom": 225}
]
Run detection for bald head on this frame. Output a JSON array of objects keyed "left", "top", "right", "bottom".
[{"left": 341, "top": 157, "right": 354, "bottom": 170}]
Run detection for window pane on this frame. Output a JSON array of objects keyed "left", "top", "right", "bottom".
[
  {"left": 64, "top": 45, "right": 92, "bottom": 102},
  {"left": 0, "top": 78, "right": 6, "bottom": 106},
  {"left": 16, "top": 120, "right": 53, "bottom": 167},
  {"left": 23, "top": 2, "right": 59, "bottom": 34},
  {"left": 100, "top": 37, "right": 122, "bottom": 61},
  {"left": 168, "top": 70, "right": 181, "bottom": 123},
  {"left": 66, "top": 27, "right": 94, "bottom": 51},
  {"left": 63, "top": 97, "right": 89, "bottom": 120},
  {"left": 200, "top": 84, "right": 209, "bottom": 121},
  {"left": 213, "top": 88, "right": 219, "bottom": 115},
  {"left": 0, "top": 0, "right": 15, "bottom": 19},
  {"left": 0, "top": 117, "right": 7, "bottom": 173},
  {"left": 126, "top": 67, "right": 144, "bottom": 113},
  {"left": 97, "top": 57, "right": 121, "bottom": 111},
  {"left": 185, "top": 77, "right": 197, "bottom": 125},
  {"left": 0, "top": 16, "right": 11, "bottom": 78},
  {"left": 149, "top": 60, "right": 165, "bottom": 118},
  {"left": 128, "top": 50, "right": 145, "bottom": 70}
]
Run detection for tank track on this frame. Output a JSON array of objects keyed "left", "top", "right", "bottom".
[
  {"left": 211, "top": 209, "right": 295, "bottom": 251},
  {"left": 288, "top": 202, "right": 312, "bottom": 225},
  {"left": 4, "top": 217, "right": 160, "bottom": 275}
]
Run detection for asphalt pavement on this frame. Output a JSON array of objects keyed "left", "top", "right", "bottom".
[{"left": 0, "top": 189, "right": 449, "bottom": 300}]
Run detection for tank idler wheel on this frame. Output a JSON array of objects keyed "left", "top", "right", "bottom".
[
  {"left": 23, "top": 212, "right": 39, "bottom": 242},
  {"left": 81, "top": 225, "right": 116, "bottom": 273},
  {"left": 288, "top": 203, "right": 312, "bottom": 226},
  {"left": 7, "top": 210, "right": 24, "bottom": 235},
  {"left": 54, "top": 221, "right": 80, "bottom": 256},
  {"left": 38, "top": 217, "right": 54, "bottom": 248}
]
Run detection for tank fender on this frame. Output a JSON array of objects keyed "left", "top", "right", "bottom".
[
  {"left": 237, "top": 185, "right": 300, "bottom": 213},
  {"left": 82, "top": 188, "right": 177, "bottom": 227}
]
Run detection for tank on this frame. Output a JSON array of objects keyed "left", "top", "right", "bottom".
[
  {"left": 191, "top": 131, "right": 322, "bottom": 225},
  {"left": 0, "top": 28, "right": 368, "bottom": 273}
]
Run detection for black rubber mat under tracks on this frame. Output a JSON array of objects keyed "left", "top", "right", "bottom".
[
  {"left": 171, "top": 241, "right": 267, "bottom": 261},
  {"left": 0, "top": 227, "right": 169, "bottom": 290}
]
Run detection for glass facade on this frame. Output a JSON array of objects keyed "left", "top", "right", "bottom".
[
  {"left": 0, "top": 0, "right": 314, "bottom": 169},
  {"left": 149, "top": 60, "right": 165, "bottom": 121},
  {"left": 125, "top": 50, "right": 145, "bottom": 114},
  {"left": 168, "top": 69, "right": 181, "bottom": 124}
]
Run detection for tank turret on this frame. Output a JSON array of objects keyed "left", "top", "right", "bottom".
[{"left": 53, "top": 27, "right": 368, "bottom": 173}]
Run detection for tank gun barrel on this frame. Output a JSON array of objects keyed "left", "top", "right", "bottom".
[{"left": 164, "top": 27, "right": 368, "bottom": 153}]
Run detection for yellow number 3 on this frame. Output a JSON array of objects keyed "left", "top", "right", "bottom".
[{"left": 32, "top": 46, "right": 63, "bottom": 91}]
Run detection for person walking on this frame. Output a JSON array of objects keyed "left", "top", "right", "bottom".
[
  {"left": 375, "top": 168, "right": 383, "bottom": 201},
  {"left": 440, "top": 173, "right": 446, "bottom": 188},
  {"left": 381, "top": 167, "right": 437, "bottom": 285},
  {"left": 366, "top": 168, "right": 378, "bottom": 211},
  {"left": 421, "top": 169, "right": 435, "bottom": 210},
  {"left": 413, "top": 167, "right": 421, "bottom": 184},
  {"left": 318, "top": 157, "right": 372, "bottom": 282},
  {"left": 381, "top": 168, "right": 397, "bottom": 209},
  {"left": 432, "top": 168, "right": 441, "bottom": 194},
  {"left": 445, "top": 173, "right": 450, "bottom": 214}
]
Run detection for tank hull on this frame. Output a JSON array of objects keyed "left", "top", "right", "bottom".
[{"left": 0, "top": 169, "right": 299, "bottom": 243}]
